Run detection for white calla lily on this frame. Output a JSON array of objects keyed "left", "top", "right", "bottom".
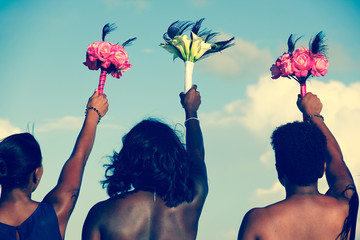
[
  {"left": 189, "top": 32, "right": 212, "bottom": 62},
  {"left": 161, "top": 42, "right": 183, "bottom": 60}
]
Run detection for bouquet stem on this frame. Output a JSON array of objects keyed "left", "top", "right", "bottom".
[
  {"left": 98, "top": 69, "right": 107, "bottom": 94},
  {"left": 184, "top": 61, "right": 194, "bottom": 93},
  {"left": 300, "top": 83, "right": 307, "bottom": 121}
]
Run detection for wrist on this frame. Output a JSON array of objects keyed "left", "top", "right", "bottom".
[
  {"left": 185, "top": 110, "right": 198, "bottom": 119},
  {"left": 307, "top": 113, "right": 324, "bottom": 122},
  {"left": 184, "top": 116, "right": 199, "bottom": 126},
  {"left": 85, "top": 107, "right": 102, "bottom": 124}
]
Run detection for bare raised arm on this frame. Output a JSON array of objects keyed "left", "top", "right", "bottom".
[
  {"left": 297, "top": 92, "right": 356, "bottom": 200},
  {"left": 180, "top": 85, "right": 208, "bottom": 203},
  {"left": 43, "top": 89, "right": 108, "bottom": 238}
]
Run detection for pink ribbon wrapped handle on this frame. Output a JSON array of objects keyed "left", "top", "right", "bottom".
[
  {"left": 300, "top": 83, "right": 307, "bottom": 121},
  {"left": 98, "top": 70, "right": 107, "bottom": 95}
]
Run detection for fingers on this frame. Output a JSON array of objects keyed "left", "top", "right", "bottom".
[{"left": 296, "top": 92, "right": 323, "bottom": 116}]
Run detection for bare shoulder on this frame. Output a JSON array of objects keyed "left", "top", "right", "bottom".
[
  {"left": 238, "top": 207, "right": 270, "bottom": 240},
  {"left": 82, "top": 199, "right": 110, "bottom": 240},
  {"left": 83, "top": 199, "right": 110, "bottom": 227},
  {"left": 82, "top": 196, "right": 136, "bottom": 239}
]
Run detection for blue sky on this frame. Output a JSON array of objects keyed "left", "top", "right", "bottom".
[{"left": 1, "top": 0, "right": 360, "bottom": 239}]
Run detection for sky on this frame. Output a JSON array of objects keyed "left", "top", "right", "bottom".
[{"left": 1, "top": 0, "right": 360, "bottom": 239}]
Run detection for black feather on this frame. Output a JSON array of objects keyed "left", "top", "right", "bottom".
[
  {"left": 121, "top": 37, "right": 137, "bottom": 47},
  {"left": 204, "top": 32, "right": 218, "bottom": 43},
  {"left": 191, "top": 18, "right": 205, "bottom": 35},
  {"left": 287, "top": 34, "right": 302, "bottom": 53},
  {"left": 191, "top": 19, "right": 216, "bottom": 41},
  {"left": 199, "top": 37, "right": 235, "bottom": 60},
  {"left": 163, "top": 20, "right": 193, "bottom": 41},
  {"left": 309, "top": 31, "right": 327, "bottom": 56},
  {"left": 102, "top": 23, "right": 117, "bottom": 41}
]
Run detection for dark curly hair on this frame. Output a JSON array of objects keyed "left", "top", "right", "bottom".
[
  {"left": 102, "top": 119, "right": 194, "bottom": 207},
  {"left": 0, "top": 133, "right": 42, "bottom": 189},
  {"left": 271, "top": 121, "right": 329, "bottom": 186}
]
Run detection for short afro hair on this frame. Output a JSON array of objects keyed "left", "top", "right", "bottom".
[{"left": 271, "top": 121, "right": 329, "bottom": 186}]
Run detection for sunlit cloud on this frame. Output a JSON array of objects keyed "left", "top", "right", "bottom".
[
  {"left": 37, "top": 116, "right": 83, "bottom": 132},
  {"left": 0, "top": 119, "right": 21, "bottom": 139},
  {"left": 259, "top": 149, "right": 274, "bottom": 166},
  {"left": 200, "top": 75, "right": 300, "bottom": 136},
  {"left": 219, "top": 229, "right": 238, "bottom": 240},
  {"left": 250, "top": 181, "right": 284, "bottom": 206},
  {"left": 36, "top": 116, "right": 126, "bottom": 132},
  {"left": 197, "top": 38, "right": 273, "bottom": 80}
]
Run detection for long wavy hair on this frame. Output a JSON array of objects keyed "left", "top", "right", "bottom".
[{"left": 102, "top": 119, "right": 194, "bottom": 207}]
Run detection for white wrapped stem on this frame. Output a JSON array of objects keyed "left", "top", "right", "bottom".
[{"left": 184, "top": 61, "right": 194, "bottom": 93}]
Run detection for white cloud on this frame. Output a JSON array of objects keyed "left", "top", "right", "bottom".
[
  {"left": 250, "top": 181, "right": 285, "bottom": 206},
  {"left": 259, "top": 149, "right": 274, "bottom": 165},
  {"left": 37, "top": 116, "right": 126, "bottom": 132},
  {"left": 201, "top": 75, "right": 300, "bottom": 137},
  {"left": 219, "top": 229, "right": 238, "bottom": 240},
  {"left": 197, "top": 38, "right": 273, "bottom": 80},
  {"left": 37, "top": 116, "right": 83, "bottom": 132},
  {"left": 0, "top": 119, "right": 21, "bottom": 139}
]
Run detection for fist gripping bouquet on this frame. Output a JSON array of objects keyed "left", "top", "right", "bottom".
[
  {"left": 161, "top": 18, "right": 235, "bottom": 93},
  {"left": 270, "top": 32, "right": 329, "bottom": 120},
  {"left": 84, "top": 23, "right": 136, "bottom": 94}
]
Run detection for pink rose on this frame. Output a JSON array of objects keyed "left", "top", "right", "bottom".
[
  {"left": 270, "top": 63, "right": 281, "bottom": 79},
  {"left": 96, "top": 41, "right": 113, "bottom": 62},
  {"left": 110, "top": 43, "right": 123, "bottom": 52},
  {"left": 100, "top": 59, "right": 112, "bottom": 69},
  {"left": 292, "top": 47, "right": 313, "bottom": 78},
  {"left": 311, "top": 54, "right": 329, "bottom": 77},
  {"left": 120, "top": 62, "right": 131, "bottom": 72},
  {"left": 278, "top": 53, "right": 294, "bottom": 76},
  {"left": 86, "top": 41, "right": 101, "bottom": 62},
  {"left": 110, "top": 48, "right": 130, "bottom": 70},
  {"left": 83, "top": 56, "right": 99, "bottom": 70}
]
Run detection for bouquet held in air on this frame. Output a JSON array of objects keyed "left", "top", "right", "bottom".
[
  {"left": 270, "top": 32, "right": 329, "bottom": 120},
  {"left": 83, "top": 23, "right": 136, "bottom": 94},
  {"left": 270, "top": 31, "right": 329, "bottom": 97},
  {"left": 161, "top": 18, "right": 235, "bottom": 92}
]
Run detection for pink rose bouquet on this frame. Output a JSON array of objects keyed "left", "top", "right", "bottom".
[
  {"left": 270, "top": 32, "right": 328, "bottom": 120},
  {"left": 84, "top": 23, "right": 136, "bottom": 94},
  {"left": 270, "top": 32, "right": 328, "bottom": 94}
]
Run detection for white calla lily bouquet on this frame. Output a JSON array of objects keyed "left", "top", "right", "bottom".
[{"left": 161, "top": 18, "right": 235, "bottom": 92}]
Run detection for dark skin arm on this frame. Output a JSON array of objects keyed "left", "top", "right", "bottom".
[
  {"left": 43, "top": 89, "right": 109, "bottom": 239},
  {"left": 298, "top": 92, "right": 358, "bottom": 239},
  {"left": 297, "top": 92, "right": 356, "bottom": 200},
  {"left": 180, "top": 85, "right": 208, "bottom": 203}
]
